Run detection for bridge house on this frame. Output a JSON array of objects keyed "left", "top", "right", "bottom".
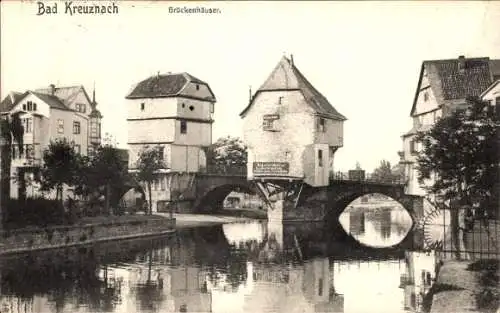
[
  {"left": 399, "top": 56, "right": 500, "bottom": 196},
  {"left": 240, "top": 55, "right": 346, "bottom": 188},
  {"left": 125, "top": 72, "right": 216, "bottom": 212}
]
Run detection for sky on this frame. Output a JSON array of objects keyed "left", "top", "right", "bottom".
[{"left": 1, "top": 1, "right": 500, "bottom": 172}]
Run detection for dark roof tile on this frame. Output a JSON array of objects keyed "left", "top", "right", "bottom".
[
  {"left": 126, "top": 72, "right": 215, "bottom": 102},
  {"left": 240, "top": 56, "right": 346, "bottom": 120}
]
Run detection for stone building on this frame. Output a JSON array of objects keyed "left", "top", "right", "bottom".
[
  {"left": 399, "top": 56, "right": 500, "bottom": 196},
  {"left": 240, "top": 55, "right": 346, "bottom": 188},
  {"left": 0, "top": 84, "right": 102, "bottom": 199},
  {"left": 125, "top": 72, "right": 216, "bottom": 212}
]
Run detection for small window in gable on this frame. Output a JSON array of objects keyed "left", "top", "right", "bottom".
[
  {"left": 23, "top": 103, "right": 27, "bottom": 111},
  {"left": 424, "top": 92, "right": 429, "bottom": 102},
  {"left": 189, "top": 105, "right": 194, "bottom": 111},
  {"left": 33, "top": 102, "right": 37, "bottom": 111},
  {"left": 195, "top": 84, "right": 200, "bottom": 91}
]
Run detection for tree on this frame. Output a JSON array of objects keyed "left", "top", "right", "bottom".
[
  {"left": 416, "top": 98, "right": 499, "bottom": 257},
  {"left": 75, "top": 145, "right": 128, "bottom": 215},
  {"left": 372, "top": 160, "right": 393, "bottom": 182},
  {"left": 0, "top": 114, "right": 24, "bottom": 199},
  {"left": 0, "top": 113, "right": 24, "bottom": 228},
  {"left": 38, "top": 138, "right": 79, "bottom": 203},
  {"left": 136, "top": 146, "right": 167, "bottom": 215},
  {"left": 206, "top": 136, "right": 247, "bottom": 174}
]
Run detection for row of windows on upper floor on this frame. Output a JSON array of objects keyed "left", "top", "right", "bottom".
[
  {"left": 11, "top": 142, "right": 84, "bottom": 159},
  {"left": 55, "top": 119, "right": 101, "bottom": 137},
  {"left": 139, "top": 101, "right": 214, "bottom": 114},
  {"left": 21, "top": 101, "right": 87, "bottom": 113},
  {"left": 263, "top": 115, "right": 330, "bottom": 132}
]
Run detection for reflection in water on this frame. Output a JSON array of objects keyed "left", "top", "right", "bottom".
[
  {"left": 340, "top": 206, "right": 413, "bottom": 248},
  {"left": 1, "top": 205, "right": 429, "bottom": 313}
]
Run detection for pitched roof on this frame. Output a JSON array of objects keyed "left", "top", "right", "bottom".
[
  {"left": 31, "top": 91, "right": 73, "bottom": 111},
  {"left": 410, "top": 57, "right": 500, "bottom": 116},
  {"left": 125, "top": 72, "right": 216, "bottom": 102},
  {"left": 35, "top": 85, "right": 92, "bottom": 107},
  {"left": 240, "top": 56, "right": 346, "bottom": 120},
  {"left": 480, "top": 79, "right": 500, "bottom": 99},
  {"left": 0, "top": 91, "right": 26, "bottom": 112}
]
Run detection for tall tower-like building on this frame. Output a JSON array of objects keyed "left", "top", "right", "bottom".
[{"left": 125, "top": 72, "right": 216, "bottom": 212}]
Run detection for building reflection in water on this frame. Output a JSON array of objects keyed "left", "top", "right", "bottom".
[
  {"left": 1, "top": 207, "right": 420, "bottom": 313},
  {"left": 399, "top": 251, "right": 437, "bottom": 312},
  {"left": 340, "top": 206, "right": 413, "bottom": 248}
]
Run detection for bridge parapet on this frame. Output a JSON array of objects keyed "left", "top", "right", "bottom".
[{"left": 330, "top": 171, "right": 405, "bottom": 186}]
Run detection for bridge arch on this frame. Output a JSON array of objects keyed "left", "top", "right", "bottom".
[{"left": 193, "top": 183, "right": 257, "bottom": 213}]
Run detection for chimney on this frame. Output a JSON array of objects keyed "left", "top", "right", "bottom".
[
  {"left": 458, "top": 55, "right": 466, "bottom": 71},
  {"left": 50, "top": 84, "right": 56, "bottom": 95}
]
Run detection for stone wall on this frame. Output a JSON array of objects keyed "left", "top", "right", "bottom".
[{"left": 0, "top": 217, "right": 175, "bottom": 256}]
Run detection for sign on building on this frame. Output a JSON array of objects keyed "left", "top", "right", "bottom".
[{"left": 253, "top": 162, "right": 289, "bottom": 175}]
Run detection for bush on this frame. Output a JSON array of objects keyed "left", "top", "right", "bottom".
[{"left": 2, "top": 198, "right": 65, "bottom": 230}]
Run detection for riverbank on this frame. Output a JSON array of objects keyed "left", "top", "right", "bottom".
[
  {"left": 0, "top": 214, "right": 176, "bottom": 256},
  {"left": 167, "top": 213, "right": 257, "bottom": 228},
  {"left": 427, "top": 259, "right": 499, "bottom": 313}
]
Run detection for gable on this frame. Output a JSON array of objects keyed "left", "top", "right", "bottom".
[
  {"left": 413, "top": 85, "right": 439, "bottom": 115},
  {"left": 11, "top": 93, "right": 51, "bottom": 117},
  {"left": 240, "top": 56, "right": 346, "bottom": 120},
  {"left": 178, "top": 81, "right": 216, "bottom": 103},
  {"left": 481, "top": 80, "right": 500, "bottom": 101}
]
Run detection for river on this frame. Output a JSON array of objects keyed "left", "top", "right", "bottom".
[{"left": 0, "top": 205, "right": 439, "bottom": 313}]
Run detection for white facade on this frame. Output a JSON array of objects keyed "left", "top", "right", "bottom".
[
  {"left": 125, "top": 72, "right": 216, "bottom": 212},
  {"left": 2, "top": 85, "right": 101, "bottom": 199},
  {"left": 241, "top": 56, "right": 346, "bottom": 187}
]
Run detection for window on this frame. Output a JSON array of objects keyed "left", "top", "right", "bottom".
[
  {"left": 180, "top": 120, "right": 187, "bottom": 134},
  {"left": 22, "top": 103, "right": 26, "bottom": 111},
  {"left": 318, "top": 149, "right": 323, "bottom": 167},
  {"left": 57, "top": 119, "right": 64, "bottom": 133},
  {"left": 317, "top": 117, "right": 326, "bottom": 132},
  {"left": 157, "top": 146, "right": 164, "bottom": 160},
  {"left": 179, "top": 304, "right": 187, "bottom": 312},
  {"left": 495, "top": 97, "right": 500, "bottom": 106},
  {"left": 73, "top": 121, "right": 81, "bottom": 134},
  {"left": 424, "top": 92, "right": 429, "bottom": 102},
  {"left": 189, "top": 105, "right": 194, "bottom": 111},
  {"left": 262, "top": 114, "right": 279, "bottom": 131},
  {"left": 278, "top": 96, "right": 283, "bottom": 105},
  {"left": 140, "top": 102, "right": 145, "bottom": 111},
  {"left": 74, "top": 144, "right": 81, "bottom": 154},
  {"left": 410, "top": 140, "right": 416, "bottom": 153},
  {"left": 195, "top": 84, "right": 200, "bottom": 90},
  {"left": 33, "top": 103, "right": 37, "bottom": 111},
  {"left": 318, "top": 278, "right": 323, "bottom": 296},
  {"left": 23, "top": 118, "right": 32, "bottom": 133}
]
